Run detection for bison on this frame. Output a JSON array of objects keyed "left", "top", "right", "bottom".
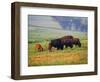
[
  {"left": 64, "top": 39, "right": 73, "bottom": 48},
  {"left": 48, "top": 38, "right": 64, "bottom": 51},
  {"left": 48, "top": 35, "right": 81, "bottom": 51},
  {"left": 60, "top": 35, "right": 73, "bottom": 48},
  {"left": 73, "top": 38, "right": 81, "bottom": 47},
  {"left": 34, "top": 43, "right": 43, "bottom": 51}
]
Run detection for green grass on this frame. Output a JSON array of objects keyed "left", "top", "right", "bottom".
[
  {"left": 28, "top": 27, "right": 88, "bottom": 66},
  {"left": 28, "top": 26, "right": 87, "bottom": 42},
  {"left": 28, "top": 38, "right": 88, "bottom": 66}
]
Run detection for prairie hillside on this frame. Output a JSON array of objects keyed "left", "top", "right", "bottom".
[{"left": 28, "top": 26, "right": 87, "bottom": 42}]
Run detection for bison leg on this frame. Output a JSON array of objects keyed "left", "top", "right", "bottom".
[
  {"left": 40, "top": 47, "right": 43, "bottom": 51},
  {"left": 78, "top": 43, "right": 81, "bottom": 47},
  {"left": 65, "top": 45, "right": 68, "bottom": 48},
  {"left": 60, "top": 45, "right": 64, "bottom": 50},
  {"left": 70, "top": 44, "right": 73, "bottom": 48},
  {"left": 57, "top": 47, "right": 60, "bottom": 50},
  {"left": 48, "top": 43, "right": 52, "bottom": 51}
]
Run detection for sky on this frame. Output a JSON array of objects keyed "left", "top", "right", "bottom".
[{"left": 28, "top": 15, "right": 88, "bottom": 32}]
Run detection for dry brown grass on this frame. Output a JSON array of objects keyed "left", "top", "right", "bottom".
[{"left": 28, "top": 50, "right": 87, "bottom": 66}]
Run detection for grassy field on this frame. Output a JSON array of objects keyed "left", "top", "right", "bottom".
[
  {"left": 28, "top": 26, "right": 88, "bottom": 66},
  {"left": 28, "top": 38, "right": 88, "bottom": 66}
]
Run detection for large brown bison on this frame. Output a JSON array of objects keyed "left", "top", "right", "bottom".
[
  {"left": 34, "top": 43, "right": 43, "bottom": 51},
  {"left": 61, "top": 36, "right": 81, "bottom": 48},
  {"left": 60, "top": 35, "right": 74, "bottom": 48},
  {"left": 48, "top": 38, "right": 64, "bottom": 51},
  {"left": 73, "top": 38, "right": 81, "bottom": 47},
  {"left": 48, "top": 35, "right": 81, "bottom": 51},
  {"left": 63, "top": 39, "right": 73, "bottom": 48}
]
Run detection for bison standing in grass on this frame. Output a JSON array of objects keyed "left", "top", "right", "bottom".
[
  {"left": 64, "top": 39, "right": 73, "bottom": 48},
  {"left": 60, "top": 35, "right": 74, "bottom": 48},
  {"left": 61, "top": 36, "right": 81, "bottom": 48},
  {"left": 48, "top": 38, "right": 64, "bottom": 51},
  {"left": 48, "top": 35, "right": 81, "bottom": 51},
  {"left": 34, "top": 43, "right": 43, "bottom": 52},
  {"left": 73, "top": 38, "right": 81, "bottom": 47}
]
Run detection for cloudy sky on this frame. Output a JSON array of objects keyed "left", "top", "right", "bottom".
[{"left": 28, "top": 15, "right": 88, "bottom": 32}]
